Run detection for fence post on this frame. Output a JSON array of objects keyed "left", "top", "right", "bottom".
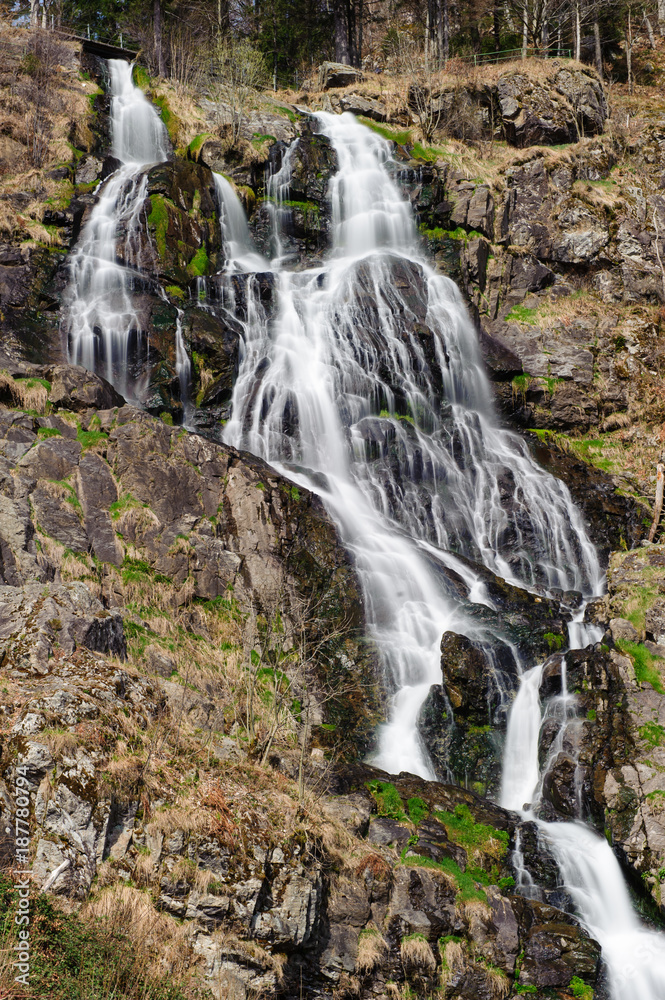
[
  {"left": 87, "top": 24, "right": 90, "bottom": 39},
  {"left": 120, "top": 33, "right": 123, "bottom": 49}
]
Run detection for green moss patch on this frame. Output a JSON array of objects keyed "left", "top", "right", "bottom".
[
  {"left": 153, "top": 94, "right": 180, "bottom": 143},
  {"left": 77, "top": 428, "right": 109, "bottom": 450},
  {"left": 638, "top": 721, "right": 665, "bottom": 748},
  {"left": 132, "top": 64, "right": 151, "bottom": 92},
  {"left": 357, "top": 117, "right": 412, "bottom": 145},
  {"left": 148, "top": 195, "right": 169, "bottom": 260},
  {"left": 187, "top": 132, "right": 212, "bottom": 160},
  {"left": 186, "top": 246, "right": 209, "bottom": 278},
  {"left": 366, "top": 780, "right": 407, "bottom": 821}
]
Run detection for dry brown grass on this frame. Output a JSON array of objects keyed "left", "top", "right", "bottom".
[
  {"left": 0, "top": 372, "right": 48, "bottom": 412},
  {"left": 400, "top": 933, "right": 436, "bottom": 971},
  {"left": 41, "top": 726, "right": 80, "bottom": 756},
  {"left": 439, "top": 938, "right": 465, "bottom": 987},
  {"left": 81, "top": 884, "right": 192, "bottom": 980},
  {"left": 356, "top": 926, "right": 388, "bottom": 974}
]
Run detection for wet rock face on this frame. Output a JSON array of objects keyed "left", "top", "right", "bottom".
[
  {"left": 419, "top": 579, "right": 571, "bottom": 794},
  {"left": 251, "top": 122, "right": 338, "bottom": 266}
]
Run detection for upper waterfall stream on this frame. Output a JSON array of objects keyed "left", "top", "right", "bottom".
[
  {"left": 60, "top": 65, "right": 665, "bottom": 994},
  {"left": 62, "top": 60, "right": 170, "bottom": 400}
]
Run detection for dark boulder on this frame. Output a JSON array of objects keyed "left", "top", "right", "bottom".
[
  {"left": 47, "top": 364, "right": 125, "bottom": 412},
  {"left": 318, "top": 62, "right": 363, "bottom": 90}
]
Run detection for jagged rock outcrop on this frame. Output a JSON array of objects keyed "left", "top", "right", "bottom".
[{"left": 0, "top": 387, "right": 381, "bottom": 752}]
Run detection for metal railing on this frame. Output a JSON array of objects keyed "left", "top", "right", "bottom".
[
  {"left": 10, "top": 13, "right": 138, "bottom": 53},
  {"left": 454, "top": 46, "right": 572, "bottom": 67}
]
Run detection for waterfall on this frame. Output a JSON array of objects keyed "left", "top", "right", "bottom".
[
  {"left": 502, "top": 627, "right": 665, "bottom": 1000},
  {"left": 223, "top": 111, "right": 602, "bottom": 778},
  {"left": 213, "top": 173, "right": 267, "bottom": 272},
  {"left": 219, "top": 111, "right": 665, "bottom": 995},
  {"left": 62, "top": 60, "right": 170, "bottom": 400}
]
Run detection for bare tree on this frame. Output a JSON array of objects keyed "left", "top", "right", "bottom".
[{"left": 211, "top": 37, "right": 267, "bottom": 146}]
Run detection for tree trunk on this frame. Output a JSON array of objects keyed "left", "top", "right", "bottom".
[
  {"left": 522, "top": 7, "right": 528, "bottom": 58},
  {"left": 153, "top": 0, "right": 165, "bottom": 77},
  {"left": 649, "top": 464, "right": 665, "bottom": 542},
  {"left": 443, "top": 0, "right": 450, "bottom": 63},
  {"left": 593, "top": 18, "right": 602, "bottom": 79},
  {"left": 542, "top": 0, "right": 548, "bottom": 53},
  {"left": 659, "top": 0, "right": 665, "bottom": 36},
  {"left": 334, "top": 0, "right": 349, "bottom": 63},
  {"left": 627, "top": 9, "right": 633, "bottom": 95},
  {"left": 30, "top": 0, "right": 39, "bottom": 28},
  {"left": 574, "top": 3, "right": 581, "bottom": 61},
  {"left": 347, "top": 0, "right": 357, "bottom": 68},
  {"left": 493, "top": 0, "right": 501, "bottom": 50},
  {"left": 357, "top": 0, "right": 363, "bottom": 68},
  {"left": 644, "top": 9, "right": 656, "bottom": 47},
  {"left": 436, "top": 0, "right": 444, "bottom": 68}
]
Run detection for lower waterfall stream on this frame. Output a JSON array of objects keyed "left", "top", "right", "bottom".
[{"left": 62, "top": 63, "right": 665, "bottom": 997}]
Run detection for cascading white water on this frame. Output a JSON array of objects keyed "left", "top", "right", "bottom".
[
  {"left": 213, "top": 173, "right": 267, "bottom": 272},
  {"left": 502, "top": 620, "right": 665, "bottom": 1000},
  {"left": 222, "top": 111, "right": 602, "bottom": 780},
  {"left": 217, "top": 113, "right": 665, "bottom": 995},
  {"left": 62, "top": 60, "right": 170, "bottom": 399}
]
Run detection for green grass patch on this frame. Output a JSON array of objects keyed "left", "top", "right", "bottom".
[
  {"left": 252, "top": 133, "right": 277, "bottom": 146},
  {"left": 433, "top": 803, "right": 508, "bottom": 860},
  {"left": 109, "top": 493, "right": 142, "bottom": 521},
  {"left": 165, "top": 284, "right": 185, "bottom": 301},
  {"left": 505, "top": 304, "right": 539, "bottom": 323},
  {"left": 638, "top": 722, "right": 665, "bottom": 749},
  {"left": 615, "top": 640, "right": 665, "bottom": 694},
  {"left": 270, "top": 102, "right": 298, "bottom": 123},
  {"left": 419, "top": 224, "right": 483, "bottom": 242},
  {"left": 379, "top": 409, "right": 414, "bottom": 425},
  {"left": 407, "top": 796, "right": 429, "bottom": 825},
  {"left": 121, "top": 558, "right": 171, "bottom": 587},
  {"left": 51, "top": 479, "right": 82, "bottom": 512},
  {"left": 366, "top": 780, "right": 407, "bottom": 822},
  {"left": 544, "top": 631, "right": 564, "bottom": 651},
  {"left": 357, "top": 117, "right": 412, "bottom": 144},
  {"left": 411, "top": 141, "right": 443, "bottom": 161},
  {"left": 404, "top": 851, "right": 488, "bottom": 903},
  {"left": 0, "top": 873, "right": 191, "bottom": 1000},
  {"left": 16, "top": 376, "right": 51, "bottom": 391},
  {"left": 37, "top": 427, "right": 62, "bottom": 439},
  {"left": 77, "top": 428, "right": 109, "bottom": 450},
  {"left": 569, "top": 977, "right": 593, "bottom": 1000}
]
